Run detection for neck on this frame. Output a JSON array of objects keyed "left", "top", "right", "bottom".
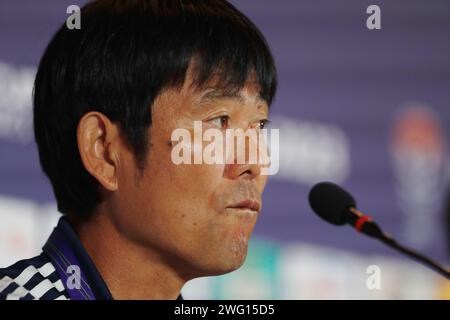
[{"left": 71, "top": 210, "right": 186, "bottom": 300}]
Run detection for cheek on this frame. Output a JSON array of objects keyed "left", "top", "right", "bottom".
[
  {"left": 168, "top": 162, "right": 226, "bottom": 207},
  {"left": 256, "top": 174, "right": 269, "bottom": 193},
  {"left": 143, "top": 158, "right": 226, "bottom": 230}
]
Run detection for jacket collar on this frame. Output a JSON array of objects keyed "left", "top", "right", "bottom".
[{"left": 43, "top": 216, "right": 113, "bottom": 300}]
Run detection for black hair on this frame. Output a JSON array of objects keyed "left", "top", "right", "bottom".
[{"left": 33, "top": 0, "right": 277, "bottom": 219}]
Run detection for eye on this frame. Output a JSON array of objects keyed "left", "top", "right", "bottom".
[
  {"left": 208, "top": 115, "right": 230, "bottom": 129},
  {"left": 256, "top": 119, "right": 270, "bottom": 130}
]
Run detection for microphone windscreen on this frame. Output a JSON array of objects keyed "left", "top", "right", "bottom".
[{"left": 308, "top": 182, "right": 356, "bottom": 225}]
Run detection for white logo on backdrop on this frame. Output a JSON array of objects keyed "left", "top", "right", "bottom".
[
  {"left": 271, "top": 116, "right": 350, "bottom": 185},
  {"left": 0, "top": 61, "right": 36, "bottom": 144}
]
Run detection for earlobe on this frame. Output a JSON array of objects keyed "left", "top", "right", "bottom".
[{"left": 77, "top": 112, "right": 119, "bottom": 191}]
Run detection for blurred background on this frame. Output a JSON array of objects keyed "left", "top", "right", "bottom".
[{"left": 0, "top": 0, "right": 449, "bottom": 299}]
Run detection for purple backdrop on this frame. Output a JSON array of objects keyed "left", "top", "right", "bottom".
[{"left": 1, "top": 0, "right": 449, "bottom": 262}]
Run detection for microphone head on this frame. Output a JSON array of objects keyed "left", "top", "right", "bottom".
[{"left": 308, "top": 182, "right": 356, "bottom": 225}]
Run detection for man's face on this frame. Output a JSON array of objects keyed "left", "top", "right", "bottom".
[{"left": 113, "top": 76, "right": 270, "bottom": 280}]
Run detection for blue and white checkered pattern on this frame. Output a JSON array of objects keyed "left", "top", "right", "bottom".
[{"left": 0, "top": 253, "right": 69, "bottom": 300}]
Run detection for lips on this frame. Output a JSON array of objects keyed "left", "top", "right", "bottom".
[{"left": 227, "top": 199, "right": 261, "bottom": 213}]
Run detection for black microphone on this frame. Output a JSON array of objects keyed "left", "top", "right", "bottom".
[{"left": 308, "top": 181, "right": 450, "bottom": 279}]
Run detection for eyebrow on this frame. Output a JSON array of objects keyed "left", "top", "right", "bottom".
[{"left": 198, "top": 88, "right": 264, "bottom": 105}]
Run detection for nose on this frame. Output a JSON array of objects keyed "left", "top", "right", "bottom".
[
  {"left": 225, "top": 161, "right": 261, "bottom": 180},
  {"left": 224, "top": 129, "right": 264, "bottom": 180}
]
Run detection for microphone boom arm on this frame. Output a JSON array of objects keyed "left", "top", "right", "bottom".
[{"left": 349, "top": 208, "right": 450, "bottom": 279}]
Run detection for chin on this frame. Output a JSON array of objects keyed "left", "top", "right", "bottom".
[
  {"left": 207, "top": 250, "right": 249, "bottom": 277},
  {"left": 185, "top": 235, "right": 252, "bottom": 278}
]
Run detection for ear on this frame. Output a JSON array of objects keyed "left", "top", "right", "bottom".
[{"left": 77, "top": 112, "right": 120, "bottom": 191}]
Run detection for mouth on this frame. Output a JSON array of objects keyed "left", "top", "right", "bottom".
[{"left": 227, "top": 199, "right": 261, "bottom": 213}]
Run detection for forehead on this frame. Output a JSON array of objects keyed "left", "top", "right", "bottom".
[
  {"left": 182, "top": 61, "right": 270, "bottom": 107},
  {"left": 159, "top": 81, "right": 268, "bottom": 108},
  {"left": 153, "top": 63, "right": 270, "bottom": 116}
]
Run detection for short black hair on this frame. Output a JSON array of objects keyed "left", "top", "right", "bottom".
[{"left": 33, "top": 0, "right": 277, "bottom": 220}]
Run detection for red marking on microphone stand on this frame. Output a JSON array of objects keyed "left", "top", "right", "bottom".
[{"left": 355, "top": 215, "right": 372, "bottom": 232}]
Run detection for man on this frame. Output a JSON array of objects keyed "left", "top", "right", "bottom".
[{"left": 0, "top": 0, "right": 277, "bottom": 300}]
